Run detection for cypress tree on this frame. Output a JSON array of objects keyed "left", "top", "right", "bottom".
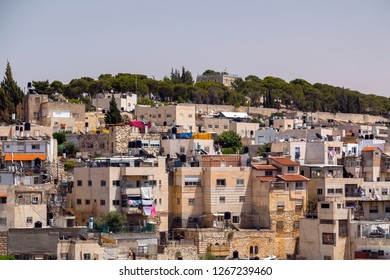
[
  {"left": 104, "top": 95, "right": 123, "bottom": 124},
  {"left": 1, "top": 61, "right": 24, "bottom": 114}
]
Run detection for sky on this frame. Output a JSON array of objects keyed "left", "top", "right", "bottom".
[{"left": 0, "top": 0, "right": 389, "bottom": 96}]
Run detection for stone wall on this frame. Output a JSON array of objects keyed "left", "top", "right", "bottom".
[
  {"left": 157, "top": 244, "right": 198, "bottom": 260},
  {"left": 192, "top": 104, "right": 387, "bottom": 124},
  {"left": 0, "top": 231, "right": 7, "bottom": 255}
]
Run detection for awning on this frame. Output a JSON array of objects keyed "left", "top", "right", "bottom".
[
  {"left": 4, "top": 153, "right": 46, "bottom": 161},
  {"left": 0, "top": 194, "right": 8, "bottom": 198},
  {"left": 184, "top": 176, "right": 201, "bottom": 183}
]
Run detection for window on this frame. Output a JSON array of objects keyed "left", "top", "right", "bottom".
[
  {"left": 339, "top": 220, "right": 348, "bottom": 237},
  {"left": 31, "top": 144, "right": 40, "bottom": 150},
  {"left": 112, "top": 180, "right": 120, "bottom": 187},
  {"left": 76, "top": 199, "right": 82, "bottom": 205},
  {"left": 113, "top": 200, "right": 120, "bottom": 206},
  {"left": 276, "top": 221, "right": 284, "bottom": 229},
  {"left": 0, "top": 217, "right": 7, "bottom": 225},
  {"left": 83, "top": 253, "right": 91, "bottom": 260},
  {"left": 73, "top": 113, "right": 79, "bottom": 119},
  {"left": 385, "top": 206, "right": 390, "bottom": 213},
  {"left": 265, "top": 170, "right": 273, "bottom": 176},
  {"left": 85, "top": 199, "right": 90, "bottom": 205},
  {"left": 158, "top": 114, "right": 161, "bottom": 118},
  {"left": 233, "top": 216, "right": 240, "bottom": 223},
  {"left": 188, "top": 114, "right": 193, "bottom": 118},
  {"left": 277, "top": 201, "right": 284, "bottom": 210},
  {"left": 223, "top": 125, "right": 228, "bottom": 129},
  {"left": 208, "top": 125, "right": 212, "bottom": 128},
  {"left": 320, "top": 220, "right": 334, "bottom": 225},
  {"left": 188, "top": 198, "right": 195, "bottom": 206},
  {"left": 288, "top": 166, "right": 295, "bottom": 172},
  {"left": 294, "top": 221, "right": 300, "bottom": 229},
  {"left": 88, "top": 180, "right": 92, "bottom": 187},
  {"left": 317, "top": 189, "right": 323, "bottom": 195},
  {"left": 336, "top": 188, "right": 343, "bottom": 194},
  {"left": 180, "top": 147, "right": 185, "bottom": 153},
  {"left": 295, "top": 182, "right": 304, "bottom": 190},
  {"left": 239, "top": 196, "right": 246, "bottom": 202},
  {"left": 214, "top": 125, "right": 219, "bottom": 128},
  {"left": 177, "top": 198, "right": 180, "bottom": 205},
  {"left": 216, "top": 179, "right": 226, "bottom": 187},
  {"left": 32, "top": 196, "right": 39, "bottom": 204},
  {"left": 369, "top": 205, "right": 378, "bottom": 213},
  {"left": 236, "top": 179, "right": 244, "bottom": 186},
  {"left": 100, "top": 180, "right": 106, "bottom": 187},
  {"left": 219, "top": 196, "right": 226, "bottom": 203},
  {"left": 26, "top": 217, "right": 33, "bottom": 224},
  {"left": 184, "top": 176, "right": 200, "bottom": 186},
  {"left": 321, "top": 203, "right": 330, "bottom": 209},
  {"left": 159, "top": 198, "right": 162, "bottom": 205},
  {"left": 295, "top": 200, "right": 303, "bottom": 210},
  {"left": 0, "top": 197, "right": 6, "bottom": 204},
  {"left": 322, "top": 233, "right": 335, "bottom": 245},
  {"left": 77, "top": 180, "right": 82, "bottom": 187},
  {"left": 382, "top": 188, "right": 388, "bottom": 195},
  {"left": 179, "top": 113, "right": 184, "bottom": 118},
  {"left": 324, "top": 256, "right": 332, "bottom": 260},
  {"left": 100, "top": 200, "right": 105, "bottom": 206},
  {"left": 327, "top": 188, "right": 335, "bottom": 194}
]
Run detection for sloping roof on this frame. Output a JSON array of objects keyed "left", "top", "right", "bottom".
[
  {"left": 252, "top": 164, "right": 278, "bottom": 170},
  {"left": 257, "top": 176, "right": 275, "bottom": 182},
  {"left": 269, "top": 157, "right": 299, "bottom": 166},
  {"left": 277, "top": 174, "right": 310, "bottom": 182},
  {"left": 362, "top": 146, "right": 379, "bottom": 152},
  {"left": 4, "top": 153, "right": 46, "bottom": 161}
]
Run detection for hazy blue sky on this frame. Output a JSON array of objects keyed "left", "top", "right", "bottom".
[{"left": 0, "top": 0, "right": 389, "bottom": 96}]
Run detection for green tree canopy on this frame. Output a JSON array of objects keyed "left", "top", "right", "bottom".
[
  {"left": 95, "top": 211, "right": 126, "bottom": 233},
  {"left": 215, "top": 131, "right": 242, "bottom": 153}
]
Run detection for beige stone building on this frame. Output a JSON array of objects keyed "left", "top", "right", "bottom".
[
  {"left": 71, "top": 156, "right": 169, "bottom": 234},
  {"left": 196, "top": 73, "right": 240, "bottom": 88},
  {"left": 161, "top": 138, "right": 215, "bottom": 158},
  {"left": 17, "top": 93, "right": 86, "bottom": 133},
  {"left": 135, "top": 104, "right": 196, "bottom": 132},
  {"left": 92, "top": 93, "right": 137, "bottom": 112}
]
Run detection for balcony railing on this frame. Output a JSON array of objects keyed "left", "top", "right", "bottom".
[{"left": 270, "top": 183, "right": 286, "bottom": 191}]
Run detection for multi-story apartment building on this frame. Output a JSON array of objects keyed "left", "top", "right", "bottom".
[
  {"left": 17, "top": 93, "right": 86, "bottom": 133},
  {"left": 71, "top": 156, "right": 169, "bottom": 234},
  {"left": 92, "top": 93, "right": 137, "bottom": 112},
  {"left": 135, "top": 104, "right": 196, "bottom": 132}
]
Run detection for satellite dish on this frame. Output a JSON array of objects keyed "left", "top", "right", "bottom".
[{"left": 315, "top": 133, "right": 322, "bottom": 139}]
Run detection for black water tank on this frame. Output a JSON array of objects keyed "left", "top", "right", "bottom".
[
  {"left": 135, "top": 140, "right": 142, "bottom": 148},
  {"left": 369, "top": 134, "right": 374, "bottom": 139},
  {"left": 224, "top": 211, "right": 231, "bottom": 220},
  {"left": 233, "top": 251, "right": 239, "bottom": 259},
  {"left": 180, "top": 154, "right": 187, "bottom": 163},
  {"left": 128, "top": 141, "right": 135, "bottom": 148},
  {"left": 34, "top": 221, "right": 42, "bottom": 228},
  {"left": 172, "top": 127, "right": 177, "bottom": 134},
  {"left": 365, "top": 135, "right": 369, "bottom": 139},
  {"left": 24, "top": 122, "right": 31, "bottom": 131}
]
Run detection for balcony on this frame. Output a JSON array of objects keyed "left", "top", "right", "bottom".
[
  {"left": 207, "top": 245, "right": 230, "bottom": 257},
  {"left": 123, "top": 207, "right": 142, "bottom": 215},
  {"left": 270, "top": 182, "right": 286, "bottom": 191}
]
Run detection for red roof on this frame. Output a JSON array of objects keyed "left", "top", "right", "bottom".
[
  {"left": 252, "top": 164, "right": 277, "bottom": 170},
  {"left": 277, "top": 174, "right": 309, "bottom": 182},
  {"left": 362, "top": 146, "right": 378, "bottom": 152},
  {"left": 269, "top": 157, "right": 299, "bottom": 166},
  {"left": 258, "top": 176, "right": 275, "bottom": 182}
]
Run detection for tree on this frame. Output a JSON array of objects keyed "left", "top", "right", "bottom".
[
  {"left": 215, "top": 131, "right": 242, "bottom": 153},
  {"left": 1, "top": 61, "right": 24, "bottom": 114},
  {"left": 105, "top": 95, "right": 123, "bottom": 124},
  {"left": 95, "top": 211, "right": 126, "bottom": 233},
  {"left": 202, "top": 69, "right": 220, "bottom": 76},
  {"left": 53, "top": 132, "right": 66, "bottom": 145},
  {"left": 0, "top": 87, "right": 14, "bottom": 122}
]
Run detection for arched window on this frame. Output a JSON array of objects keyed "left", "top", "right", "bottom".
[
  {"left": 255, "top": 246, "right": 259, "bottom": 254},
  {"left": 249, "top": 246, "right": 254, "bottom": 254}
]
